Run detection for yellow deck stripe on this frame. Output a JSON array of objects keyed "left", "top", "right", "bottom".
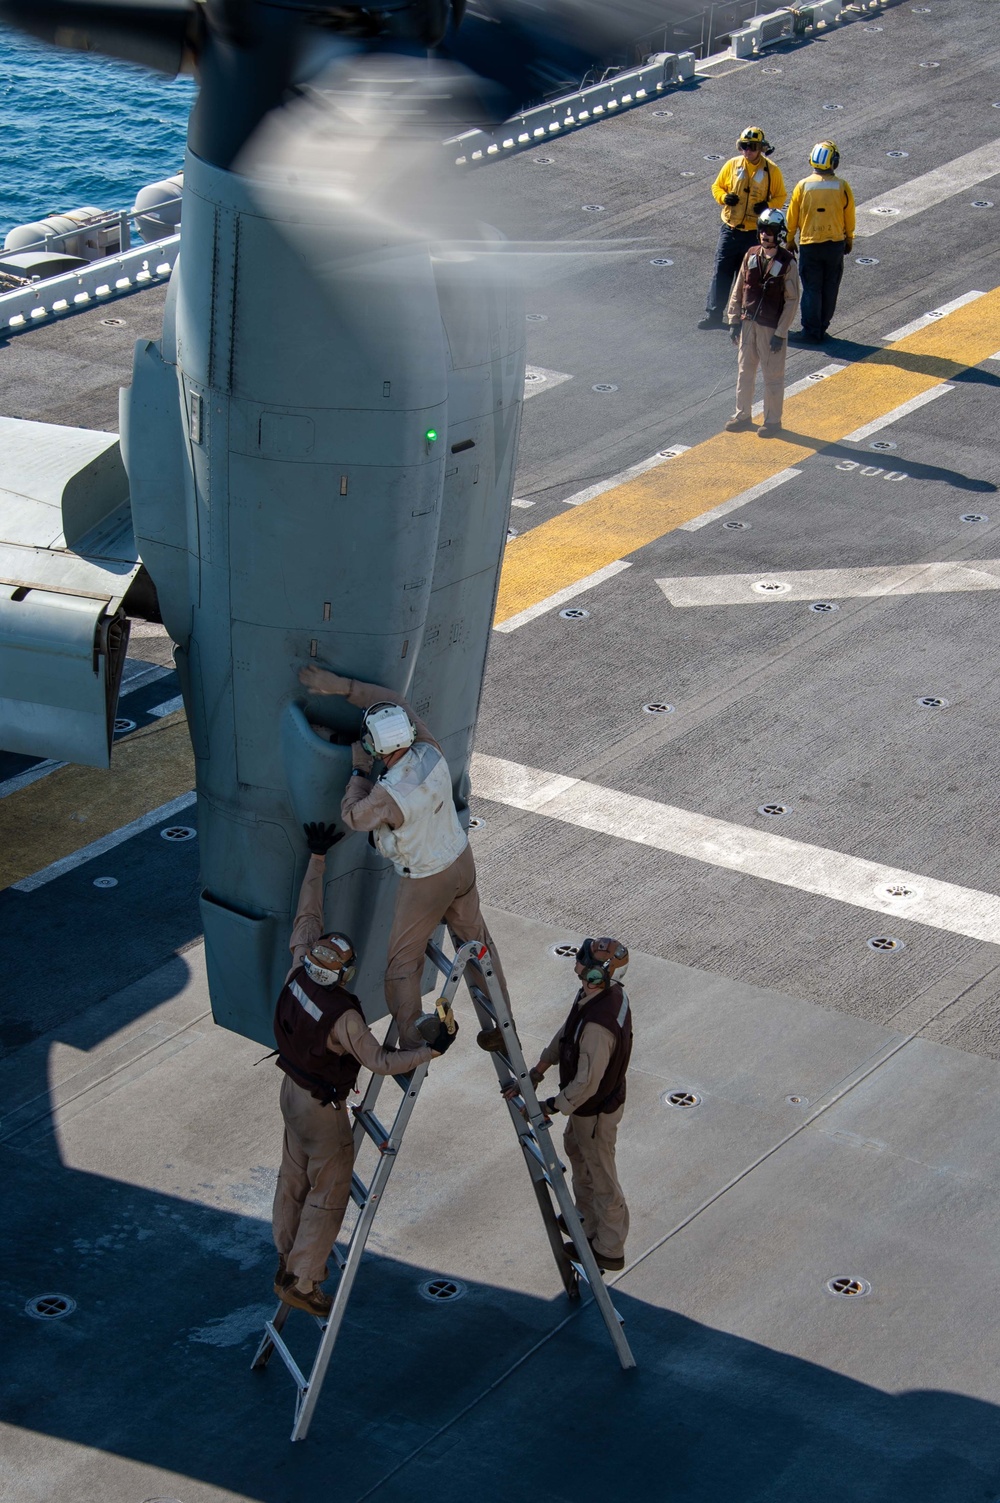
[
  {"left": 495, "top": 286, "right": 1000, "bottom": 623},
  {"left": 0, "top": 711, "right": 194, "bottom": 891},
  {"left": 3, "top": 288, "right": 997, "bottom": 889}
]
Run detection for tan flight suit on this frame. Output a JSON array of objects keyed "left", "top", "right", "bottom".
[
  {"left": 338, "top": 677, "right": 511, "bottom": 1047},
  {"left": 536, "top": 1013, "right": 629, "bottom": 1263},
  {"left": 726, "top": 245, "right": 800, "bottom": 428},
  {"left": 271, "top": 854, "right": 433, "bottom": 1288}
]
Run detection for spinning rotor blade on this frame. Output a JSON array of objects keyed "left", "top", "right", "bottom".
[{"left": 0, "top": 0, "right": 199, "bottom": 74}]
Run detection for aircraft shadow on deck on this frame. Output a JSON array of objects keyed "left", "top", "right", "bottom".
[
  {"left": 3, "top": 1093, "right": 1000, "bottom": 1501},
  {"left": 2, "top": 723, "right": 999, "bottom": 1500}
]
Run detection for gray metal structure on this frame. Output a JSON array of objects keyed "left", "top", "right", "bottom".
[
  {"left": 0, "top": 0, "right": 529, "bottom": 1044},
  {"left": 0, "top": 0, "right": 679, "bottom": 1043}
]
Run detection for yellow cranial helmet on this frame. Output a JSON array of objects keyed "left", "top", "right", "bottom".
[
  {"left": 810, "top": 140, "right": 840, "bottom": 171},
  {"left": 738, "top": 126, "right": 767, "bottom": 147}
]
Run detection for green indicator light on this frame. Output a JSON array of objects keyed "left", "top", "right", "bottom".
[{"left": 425, "top": 429, "right": 438, "bottom": 442}]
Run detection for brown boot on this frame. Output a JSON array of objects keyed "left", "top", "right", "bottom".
[
  {"left": 279, "top": 1280, "right": 333, "bottom": 1318},
  {"left": 476, "top": 1026, "right": 506, "bottom": 1052},
  {"left": 725, "top": 416, "right": 753, "bottom": 433},
  {"left": 273, "top": 1255, "right": 292, "bottom": 1297},
  {"left": 590, "top": 1242, "right": 625, "bottom": 1272}
]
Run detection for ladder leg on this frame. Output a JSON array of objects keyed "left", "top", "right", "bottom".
[
  {"left": 426, "top": 939, "right": 637, "bottom": 1371},
  {"left": 290, "top": 1061, "right": 429, "bottom": 1441},
  {"left": 250, "top": 1296, "right": 290, "bottom": 1370},
  {"left": 527, "top": 1173, "right": 579, "bottom": 1300}
]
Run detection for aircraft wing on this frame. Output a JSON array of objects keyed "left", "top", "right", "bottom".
[{"left": 0, "top": 417, "right": 140, "bottom": 768}]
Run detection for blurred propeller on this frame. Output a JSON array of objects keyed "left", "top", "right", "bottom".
[{"left": 0, "top": 0, "right": 690, "bottom": 165}]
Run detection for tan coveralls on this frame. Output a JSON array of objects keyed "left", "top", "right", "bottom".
[
  {"left": 726, "top": 247, "right": 800, "bottom": 428},
  {"left": 537, "top": 1013, "right": 629, "bottom": 1263},
  {"left": 271, "top": 853, "right": 433, "bottom": 1287},
  {"left": 339, "top": 678, "right": 510, "bottom": 1047}
]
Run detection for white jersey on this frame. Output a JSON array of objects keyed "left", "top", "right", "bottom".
[{"left": 375, "top": 741, "right": 468, "bottom": 878}]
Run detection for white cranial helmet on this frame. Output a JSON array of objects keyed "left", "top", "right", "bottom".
[{"left": 361, "top": 702, "right": 417, "bottom": 758}]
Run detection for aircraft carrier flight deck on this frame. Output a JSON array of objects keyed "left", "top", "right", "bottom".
[{"left": 2, "top": 2, "right": 1000, "bottom": 1498}]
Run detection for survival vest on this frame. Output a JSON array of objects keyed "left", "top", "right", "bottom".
[
  {"left": 740, "top": 245, "right": 796, "bottom": 329},
  {"left": 374, "top": 740, "right": 467, "bottom": 878},
  {"left": 273, "top": 968, "right": 365, "bottom": 1104},
  {"left": 557, "top": 983, "right": 633, "bottom": 1118},
  {"left": 719, "top": 157, "right": 780, "bottom": 230}
]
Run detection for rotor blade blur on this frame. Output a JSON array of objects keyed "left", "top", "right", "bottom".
[
  {"left": 0, "top": 0, "right": 198, "bottom": 74},
  {"left": 241, "top": 55, "right": 505, "bottom": 247},
  {"left": 444, "top": 0, "right": 694, "bottom": 111}
]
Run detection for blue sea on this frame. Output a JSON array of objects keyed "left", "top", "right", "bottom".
[{"left": 0, "top": 23, "right": 194, "bottom": 239}]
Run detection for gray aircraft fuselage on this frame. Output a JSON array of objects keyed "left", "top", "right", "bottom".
[{"left": 121, "top": 138, "right": 525, "bottom": 1042}]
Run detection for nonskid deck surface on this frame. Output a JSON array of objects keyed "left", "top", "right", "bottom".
[{"left": 4, "top": 2, "right": 1000, "bottom": 1498}]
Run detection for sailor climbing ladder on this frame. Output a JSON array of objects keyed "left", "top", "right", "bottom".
[{"left": 251, "top": 938, "right": 635, "bottom": 1440}]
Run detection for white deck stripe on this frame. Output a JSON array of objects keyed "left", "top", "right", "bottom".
[
  {"left": 656, "top": 559, "right": 1000, "bottom": 608},
  {"left": 753, "top": 362, "right": 847, "bottom": 416},
  {"left": 12, "top": 791, "right": 196, "bottom": 892},
  {"left": 678, "top": 469, "right": 801, "bottom": 531},
  {"left": 120, "top": 662, "right": 173, "bottom": 694},
  {"left": 882, "top": 292, "right": 985, "bottom": 344},
  {"left": 471, "top": 754, "right": 1000, "bottom": 945},
  {"left": 148, "top": 694, "right": 185, "bottom": 718},
  {"left": 0, "top": 758, "right": 67, "bottom": 800},
  {"left": 523, "top": 365, "right": 572, "bottom": 400},
  {"left": 493, "top": 559, "right": 632, "bottom": 632},
  {"left": 854, "top": 140, "right": 1000, "bottom": 237},
  {"left": 560, "top": 446, "right": 691, "bottom": 506},
  {"left": 841, "top": 385, "right": 952, "bottom": 442}
]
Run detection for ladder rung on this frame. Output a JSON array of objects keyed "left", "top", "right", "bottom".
[
  {"left": 519, "top": 1135, "right": 553, "bottom": 1179},
  {"left": 391, "top": 1070, "right": 413, "bottom": 1091},
  {"left": 350, "top": 1172, "right": 369, "bottom": 1208},
  {"left": 468, "top": 985, "right": 496, "bottom": 1016},
  {"left": 425, "top": 940, "right": 451, "bottom": 976},
  {"left": 354, "top": 1110, "right": 394, "bottom": 1152},
  {"left": 265, "top": 1321, "right": 309, "bottom": 1392}
]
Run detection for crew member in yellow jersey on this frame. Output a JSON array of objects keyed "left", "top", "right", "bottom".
[
  {"left": 698, "top": 126, "right": 786, "bottom": 331},
  {"left": 785, "top": 141, "right": 855, "bottom": 343}
]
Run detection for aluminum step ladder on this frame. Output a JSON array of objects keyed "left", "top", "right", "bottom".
[
  {"left": 432, "top": 939, "right": 635, "bottom": 1372},
  {"left": 251, "top": 937, "right": 634, "bottom": 1441}
]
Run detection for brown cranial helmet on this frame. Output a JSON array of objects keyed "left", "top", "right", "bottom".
[
  {"left": 576, "top": 937, "right": 629, "bottom": 986},
  {"left": 304, "top": 933, "right": 356, "bottom": 987}
]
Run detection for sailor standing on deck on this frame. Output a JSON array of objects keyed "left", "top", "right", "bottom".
[
  {"left": 299, "top": 665, "right": 513, "bottom": 1051},
  {"left": 698, "top": 126, "right": 786, "bottom": 331},
  {"left": 271, "top": 821, "right": 455, "bottom": 1318},
  {"left": 725, "top": 208, "right": 800, "bottom": 438},
  {"left": 512, "top": 938, "right": 633, "bottom": 1273},
  {"left": 785, "top": 141, "right": 855, "bottom": 343}
]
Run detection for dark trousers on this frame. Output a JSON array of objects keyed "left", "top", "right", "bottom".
[
  {"left": 799, "top": 240, "right": 846, "bottom": 336},
  {"left": 706, "top": 225, "right": 758, "bottom": 318}
]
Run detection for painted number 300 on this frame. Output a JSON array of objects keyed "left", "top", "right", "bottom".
[{"left": 835, "top": 461, "right": 908, "bottom": 479}]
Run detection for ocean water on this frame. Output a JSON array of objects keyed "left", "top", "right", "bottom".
[{"left": 0, "top": 23, "right": 194, "bottom": 239}]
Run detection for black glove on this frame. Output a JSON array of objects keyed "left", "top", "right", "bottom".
[
  {"left": 730, "top": 324, "right": 741, "bottom": 344},
  {"left": 428, "top": 1018, "right": 458, "bottom": 1055},
  {"left": 723, "top": 192, "right": 740, "bottom": 207},
  {"left": 752, "top": 200, "right": 769, "bottom": 215},
  {"left": 769, "top": 334, "right": 784, "bottom": 353},
  {"left": 303, "top": 822, "right": 344, "bottom": 856},
  {"left": 542, "top": 1097, "right": 559, "bottom": 1115}
]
